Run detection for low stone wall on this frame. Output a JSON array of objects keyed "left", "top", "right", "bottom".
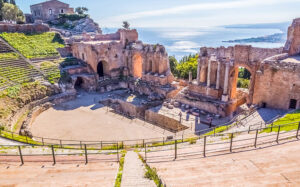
[
  {"left": 19, "top": 91, "right": 77, "bottom": 137},
  {"left": 0, "top": 23, "right": 50, "bottom": 33},
  {"left": 145, "top": 108, "right": 187, "bottom": 132}
]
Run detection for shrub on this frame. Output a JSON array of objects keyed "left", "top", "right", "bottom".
[{"left": 59, "top": 13, "right": 87, "bottom": 21}]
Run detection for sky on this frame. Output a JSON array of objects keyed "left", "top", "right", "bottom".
[{"left": 16, "top": 0, "right": 300, "bottom": 28}]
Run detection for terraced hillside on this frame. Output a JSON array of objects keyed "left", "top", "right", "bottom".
[{"left": 0, "top": 32, "right": 64, "bottom": 59}]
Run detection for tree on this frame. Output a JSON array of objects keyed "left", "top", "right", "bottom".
[
  {"left": 9, "top": 0, "right": 15, "bottom": 5},
  {"left": 0, "top": 0, "right": 3, "bottom": 21},
  {"left": 75, "top": 7, "right": 88, "bottom": 15},
  {"left": 175, "top": 54, "right": 198, "bottom": 79},
  {"left": 1, "top": 3, "right": 24, "bottom": 23},
  {"left": 122, "top": 21, "right": 130, "bottom": 30},
  {"left": 169, "top": 56, "right": 178, "bottom": 76}
]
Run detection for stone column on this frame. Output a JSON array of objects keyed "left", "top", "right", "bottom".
[
  {"left": 216, "top": 61, "right": 221, "bottom": 89},
  {"left": 223, "top": 62, "right": 230, "bottom": 95},
  {"left": 197, "top": 58, "right": 201, "bottom": 85},
  {"left": 207, "top": 59, "right": 211, "bottom": 87},
  {"left": 189, "top": 71, "right": 192, "bottom": 83}
]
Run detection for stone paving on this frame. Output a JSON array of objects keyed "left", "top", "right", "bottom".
[{"left": 121, "top": 151, "right": 156, "bottom": 187}]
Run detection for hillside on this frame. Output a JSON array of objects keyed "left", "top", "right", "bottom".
[{"left": 0, "top": 32, "right": 64, "bottom": 59}]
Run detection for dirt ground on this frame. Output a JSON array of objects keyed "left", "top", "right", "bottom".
[{"left": 31, "top": 92, "right": 173, "bottom": 142}]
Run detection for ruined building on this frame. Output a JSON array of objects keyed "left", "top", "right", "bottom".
[
  {"left": 175, "top": 18, "right": 300, "bottom": 117},
  {"left": 30, "top": 0, "right": 74, "bottom": 22}
]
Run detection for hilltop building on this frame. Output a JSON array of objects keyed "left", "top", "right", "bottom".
[{"left": 30, "top": 0, "right": 74, "bottom": 22}]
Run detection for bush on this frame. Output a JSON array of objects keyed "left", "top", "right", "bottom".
[
  {"left": 173, "top": 54, "right": 198, "bottom": 79},
  {"left": 59, "top": 13, "right": 87, "bottom": 21}
]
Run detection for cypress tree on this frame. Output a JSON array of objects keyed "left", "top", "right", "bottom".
[
  {"left": 10, "top": 0, "right": 15, "bottom": 5},
  {"left": 0, "top": 0, "right": 3, "bottom": 21}
]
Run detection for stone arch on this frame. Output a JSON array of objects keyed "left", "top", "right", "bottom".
[
  {"left": 229, "top": 64, "right": 255, "bottom": 105},
  {"left": 132, "top": 54, "right": 143, "bottom": 78},
  {"left": 74, "top": 77, "right": 84, "bottom": 90},
  {"left": 97, "top": 60, "right": 108, "bottom": 77}
]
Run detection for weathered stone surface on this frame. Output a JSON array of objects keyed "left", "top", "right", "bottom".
[{"left": 284, "top": 18, "right": 300, "bottom": 56}]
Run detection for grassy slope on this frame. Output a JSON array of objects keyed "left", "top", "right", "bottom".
[
  {"left": 0, "top": 32, "right": 64, "bottom": 59},
  {"left": 261, "top": 110, "right": 300, "bottom": 133}
]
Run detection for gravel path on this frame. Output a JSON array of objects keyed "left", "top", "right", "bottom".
[{"left": 121, "top": 151, "right": 156, "bottom": 187}]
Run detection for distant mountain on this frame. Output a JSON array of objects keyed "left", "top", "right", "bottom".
[
  {"left": 224, "top": 22, "right": 291, "bottom": 32},
  {"left": 223, "top": 33, "right": 286, "bottom": 44}
]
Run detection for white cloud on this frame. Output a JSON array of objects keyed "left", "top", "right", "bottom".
[{"left": 105, "top": 0, "right": 300, "bottom": 22}]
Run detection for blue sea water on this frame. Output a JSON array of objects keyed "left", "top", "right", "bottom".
[{"left": 102, "top": 26, "right": 286, "bottom": 60}]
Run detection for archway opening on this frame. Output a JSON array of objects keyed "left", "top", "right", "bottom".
[
  {"left": 231, "top": 66, "right": 252, "bottom": 107},
  {"left": 74, "top": 77, "right": 83, "bottom": 90},
  {"left": 97, "top": 61, "right": 104, "bottom": 77},
  {"left": 132, "top": 54, "right": 142, "bottom": 78},
  {"left": 289, "top": 99, "right": 297, "bottom": 109}
]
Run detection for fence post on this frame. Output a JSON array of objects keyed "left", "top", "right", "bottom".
[
  {"left": 203, "top": 136, "right": 206, "bottom": 157},
  {"left": 144, "top": 143, "right": 147, "bottom": 162},
  {"left": 116, "top": 142, "right": 119, "bottom": 163},
  {"left": 143, "top": 139, "right": 145, "bottom": 148},
  {"left": 174, "top": 140, "right": 177, "bottom": 160},
  {"left": 42, "top": 138, "right": 44, "bottom": 146},
  {"left": 214, "top": 128, "right": 216, "bottom": 136},
  {"left": 51, "top": 145, "right": 56, "bottom": 165},
  {"left": 254, "top": 129, "right": 258, "bottom": 148},
  {"left": 60, "top": 140, "right": 62, "bottom": 148},
  {"left": 230, "top": 133, "right": 233, "bottom": 153},
  {"left": 248, "top": 126, "right": 251, "bottom": 134},
  {"left": 84, "top": 144, "right": 88, "bottom": 164},
  {"left": 296, "top": 122, "right": 300, "bottom": 139},
  {"left": 163, "top": 137, "right": 165, "bottom": 146},
  {"left": 276, "top": 126, "right": 281, "bottom": 144},
  {"left": 270, "top": 123, "right": 273, "bottom": 132},
  {"left": 18, "top": 146, "right": 24, "bottom": 165},
  {"left": 100, "top": 141, "right": 102, "bottom": 149},
  {"left": 80, "top": 141, "right": 82, "bottom": 149},
  {"left": 182, "top": 135, "right": 184, "bottom": 142},
  {"left": 25, "top": 136, "right": 28, "bottom": 144}
]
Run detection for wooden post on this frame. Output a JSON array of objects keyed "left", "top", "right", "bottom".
[
  {"left": 254, "top": 129, "right": 258, "bottom": 148},
  {"left": 42, "top": 138, "right": 44, "bottom": 146},
  {"left": 100, "top": 141, "right": 103, "bottom": 149},
  {"left": 25, "top": 136, "right": 28, "bottom": 144},
  {"left": 248, "top": 126, "right": 251, "bottom": 134},
  {"left": 214, "top": 128, "right": 216, "bottom": 136},
  {"left": 60, "top": 140, "right": 62, "bottom": 148},
  {"left": 174, "top": 140, "right": 177, "bottom": 160},
  {"left": 203, "top": 136, "right": 206, "bottom": 157},
  {"left": 51, "top": 145, "right": 56, "bottom": 165},
  {"left": 18, "top": 146, "right": 24, "bottom": 165},
  {"left": 163, "top": 137, "right": 165, "bottom": 146},
  {"left": 144, "top": 143, "right": 147, "bottom": 162},
  {"left": 116, "top": 142, "right": 119, "bottom": 163},
  {"left": 80, "top": 141, "right": 82, "bottom": 149},
  {"left": 270, "top": 123, "right": 273, "bottom": 132},
  {"left": 143, "top": 139, "right": 145, "bottom": 148},
  {"left": 296, "top": 122, "right": 300, "bottom": 139},
  {"left": 230, "top": 133, "right": 233, "bottom": 153},
  {"left": 182, "top": 135, "right": 184, "bottom": 142},
  {"left": 84, "top": 144, "right": 88, "bottom": 164},
  {"left": 276, "top": 126, "right": 281, "bottom": 144}
]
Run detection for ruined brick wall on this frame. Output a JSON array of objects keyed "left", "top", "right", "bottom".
[
  {"left": 0, "top": 23, "right": 50, "bottom": 33},
  {"left": 284, "top": 18, "right": 300, "bottom": 56},
  {"left": 252, "top": 58, "right": 300, "bottom": 109}
]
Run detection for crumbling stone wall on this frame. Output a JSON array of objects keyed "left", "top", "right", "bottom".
[
  {"left": 284, "top": 18, "right": 300, "bottom": 56},
  {"left": 0, "top": 23, "right": 50, "bottom": 33}
]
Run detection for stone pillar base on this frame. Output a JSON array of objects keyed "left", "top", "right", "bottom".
[{"left": 222, "top": 94, "right": 229, "bottom": 102}]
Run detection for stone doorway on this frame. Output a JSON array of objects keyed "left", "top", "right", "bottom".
[
  {"left": 97, "top": 61, "right": 104, "bottom": 77},
  {"left": 74, "top": 77, "right": 83, "bottom": 90},
  {"left": 289, "top": 99, "right": 297, "bottom": 109}
]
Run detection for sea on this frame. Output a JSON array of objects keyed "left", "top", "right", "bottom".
[{"left": 102, "top": 25, "right": 288, "bottom": 60}]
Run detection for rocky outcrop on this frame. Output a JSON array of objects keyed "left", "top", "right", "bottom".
[{"left": 284, "top": 18, "right": 300, "bottom": 56}]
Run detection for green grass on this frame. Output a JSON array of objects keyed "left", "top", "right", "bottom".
[
  {"left": 40, "top": 61, "right": 61, "bottom": 84},
  {"left": 114, "top": 150, "right": 127, "bottom": 187},
  {"left": 203, "top": 123, "right": 236, "bottom": 136},
  {"left": 0, "top": 130, "right": 41, "bottom": 145},
  {"left": 261, "top": 110, "right": 300, "bottom": 133},
  {"left": 0, "top": 52, "right": 19, "bottom": 60},
  {"left": 138, "top": 153, "right": 164, "bottom": 187},
  {"left": 0, "top": 32, "right": 64, "bottom": 59}
]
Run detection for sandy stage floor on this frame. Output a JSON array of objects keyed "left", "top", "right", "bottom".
[{"left": 31, "top": 92, "right": 173, "bottom": 142}]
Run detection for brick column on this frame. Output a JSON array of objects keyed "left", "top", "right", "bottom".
[
  {"left": 216, "top": 61, "right": 221, "bottom": 89},
  {"left": 207, "top": 59, "right": 211, "bottom": 87}
]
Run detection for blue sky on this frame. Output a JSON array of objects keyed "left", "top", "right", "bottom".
[{"left": 16, "top": 0, "right": 300, "bottom": 28}]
